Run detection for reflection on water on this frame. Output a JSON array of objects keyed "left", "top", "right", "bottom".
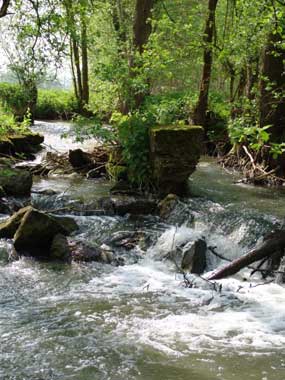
[
  {"left": 191, "top": 158, "right": 285, "bottom": 218},
  {"left": 0, "top": 122, "right": 285, "bottom": 380}
]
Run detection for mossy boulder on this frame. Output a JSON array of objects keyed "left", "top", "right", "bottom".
[
  {"left": 150, "top": 125, "right": 204, "bottom": 196},
  {"left": 0, "top": 206, "right": 33, "bottom": 238},
  {"left": 0, "top": 132, "right": 43, "bottom": 157},
  {"left": 0, "top": 207, "right": 78, "bottom": 260},
  {"left": 13, "top": 209, "right": 68, "bottom": 254},
  {"left": 52, "top": 215, "right": 79, "bottom": 235},
  {"left": 0, "top": 167, "right": 32, "bottom": 197},
  {"left": 9, "top": 134, "right": 43, "bottom": 155}
]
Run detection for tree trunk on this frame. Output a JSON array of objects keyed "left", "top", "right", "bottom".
[
  {"left": 133, "top": 0, "right": 155, "bottom": 54},
  {"left": 129, "top": 0, "right": 155, "bottom": 110},
  {"left": 64, "top": 0, "right": 89, "bottom": 113},
  {"left": 193, "top": 0, "right": 218, "bottom": 127},
  {"left": 207, "top": 230, "right": 285, "bottom": 280},
  {"left": 0, "top": 0, "right": 10, "bottom": 18},
  {"left": 81, "top": 8, "right": 89, "bottom": 105},
  {"left": 72, "top": 37, "right": 83, "bottom": 109},
  {"left": 70, "top": 40, "right": 79, "bottom": 101},
  {"left": 259, "top": 30, "right": 285, "bottom": 175},
  {"left": 246, "top": 58, "right": 259, "bottom": 100}
]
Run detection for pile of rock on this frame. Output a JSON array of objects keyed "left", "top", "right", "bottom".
[{"left": 0, "top": 206, "right": 124, "bottom": 265}]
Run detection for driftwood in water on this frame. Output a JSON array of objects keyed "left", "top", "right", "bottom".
[{"left": 207, "top": 230, "right": 285, "bottom": 281}]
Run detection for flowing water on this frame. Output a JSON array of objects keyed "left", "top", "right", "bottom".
[{"left": 0, "top": 121, "right": 285, "bottom": 380}]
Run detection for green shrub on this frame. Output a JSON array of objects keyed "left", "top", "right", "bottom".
[
  {"left": 0, "top": 82, "right": 29, "bottom": 120},
  {"left": 0, "top": 106, "right": 31, "bottom": 136},
  {"left": 142, "top": 92, "right": 196, "bottom": 125},
  {"left": 35, "top": 89, "right": 79, "bottom": 120},
  {"left": 71, "top": 114, "right": 115, "bottom": 143},
  {"left": 111, "top": 111, "right": 154, "bottom": 187}
]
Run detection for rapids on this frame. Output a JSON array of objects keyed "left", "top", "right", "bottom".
[{"left": 0, "top": 121, "right": 284, "bottom": 380}]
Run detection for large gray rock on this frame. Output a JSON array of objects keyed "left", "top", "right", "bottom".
[
  {"left": 150, "top": 125, "right": 204, "bottom": 196},
  {"left": 0, "top": 167, "right": 32, "bottom": 196}
]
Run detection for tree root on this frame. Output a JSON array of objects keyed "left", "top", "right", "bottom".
[{"left": 218, "top": 145, "right": 285, "bottom": 186}]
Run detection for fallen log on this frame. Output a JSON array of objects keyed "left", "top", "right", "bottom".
[{"left": 207, "top": 230, "right": 285, "bottom": 280}]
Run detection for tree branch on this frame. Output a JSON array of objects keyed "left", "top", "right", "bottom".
[{"left": 0, "top": 0, "right": 11, "bottom": 18}]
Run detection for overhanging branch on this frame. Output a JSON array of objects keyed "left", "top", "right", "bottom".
[{"left": 0, "top": 0, "right": 11, "bottom": 18}]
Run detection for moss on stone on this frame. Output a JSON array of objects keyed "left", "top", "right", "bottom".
[
  {"left": 149, "top": 124, "right": 204, "bottom": 196},
  {"left": 0, "top": 206, "right": 33, "bottom": 239}
]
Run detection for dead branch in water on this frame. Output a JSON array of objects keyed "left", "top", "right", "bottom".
[{"left": 207, "top": 230, "right": 285, "bottom": 280}]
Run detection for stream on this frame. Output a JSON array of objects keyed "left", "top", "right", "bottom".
[{"left": 0, "top": 120, "right": 285, "bottom": 380}]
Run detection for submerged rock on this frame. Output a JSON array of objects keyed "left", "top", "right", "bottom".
[
  {"left": 50, "top": 234, "right": 71, "bottom": 262},
  {"left": 94, "top": 194, "right": 157, "bottom": 216},
  {"left": 158, "top": 194, "right": 180, "bottom": 219},
  {"left": 111, "top": 195, "right": 157, "bottom": 216},
  {"left": 69, "top": 240, "right": 113, "bottom": 263},
  {"left": 150, "top": 125, "right": 203, "bottom": 196}
]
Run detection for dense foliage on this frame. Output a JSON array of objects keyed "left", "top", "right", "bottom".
[{"left": 0, "top": 0, "right": 284, "bottom": 184}]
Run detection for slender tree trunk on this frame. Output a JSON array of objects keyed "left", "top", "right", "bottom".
[
  {"left": 193, "top": 0, "right": 218, "bottom": 127},
  {"left": 128, "top": 0, "right": 155, "bottom": 111},
  {"left": 81, "top": 13, "right": 89, "bottom": 105},
  {"left": 246, "top": 58, "right": 259, "bottom": 100},
  {"left": 70, "top": 40, "right": 79, "bottom": 101},
  {"left": 64, "top": 0, "right": 89, "bottom": 113},
  {"left": 260, "top": 30, "right": 285, "bottom": 175},
  {"left": 72, "top": 38, "right": 83, "bottom": 108},
  {"left": 236, "top": 67, "right": 247, "bottom": 100}
]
